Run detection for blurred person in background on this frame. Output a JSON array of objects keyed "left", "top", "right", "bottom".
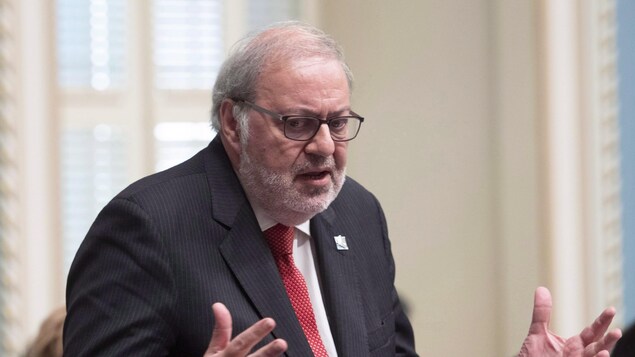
[{"left": 24, "top": 307, "right": 65, "bottom": 357}]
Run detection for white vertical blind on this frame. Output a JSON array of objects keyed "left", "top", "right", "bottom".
[
  {"left": 56, "top": 0, "right": 129, "bottom": 275},
  {"left": 153, "top": 0, "right": 224, "bottom": 89},
  {"left": 0, "top": 0, "right": 23, "bottom": 354},
  {"left": 247, "top": 0, "right": 299, "bottom": 31},
  {"left": 587, "top": 0, "right": 623, "bottom": 323},
  {"left": 60, "top": 126, "right": 128, "bottom": 271},
  {"left": 154, "top": 122, "right": 214, "bottom": 171},
  {"left": 56, "top": 0, "right": 126, "bottom": 89}
]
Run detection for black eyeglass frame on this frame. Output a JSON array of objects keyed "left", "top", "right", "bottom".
[{"left": 234, "top": 99, "right": 364, "bottom": 142}]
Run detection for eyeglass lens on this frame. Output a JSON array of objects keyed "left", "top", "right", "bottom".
[{"left": 284, "top": 117, "right": 361, "bottom": 141}]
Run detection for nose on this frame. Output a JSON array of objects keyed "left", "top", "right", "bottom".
[{"left": 304, "top": 124, "right": 335, "bottom": 157}]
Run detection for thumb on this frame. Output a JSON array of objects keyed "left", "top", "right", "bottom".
[
  {"left": 205, "top": 302, "right": 233, "bottom": 355},
  {"left": 528, "top": 287, "right": 553, "bottom": 335}
]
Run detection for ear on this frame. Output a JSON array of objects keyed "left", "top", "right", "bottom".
[{"left": 218, "top": 99, "right": 243, "bottom": 161}]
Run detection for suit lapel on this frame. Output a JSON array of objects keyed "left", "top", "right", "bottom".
[
  {"left": 204, "top": 138, "right": 313, "bottom": 355},
  {"left": 312, "top": 207, "right": 368, "bottom": 356},
  {"left": 218, "top": 208, "right": 313, "bottom": 355}
]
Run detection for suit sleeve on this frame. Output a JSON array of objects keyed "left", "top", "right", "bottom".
[
  {"left": 64, "top": 197, "right": 177, "bottom": 356},
  {"left": 374, "top": 194, "right": 418, "bottom": 356}
]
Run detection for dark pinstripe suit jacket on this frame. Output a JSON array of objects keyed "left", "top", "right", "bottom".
[{"left": 64, "top": 137, "right": 417, "bottom": 356}]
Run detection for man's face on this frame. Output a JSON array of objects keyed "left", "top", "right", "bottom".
[{"left": 238, "top": 58, "right": 350, "bottom": 224}]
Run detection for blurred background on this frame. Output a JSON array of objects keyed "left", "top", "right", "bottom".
[{"left": 0, "top": 0, "right": 633, "bottom": 355}]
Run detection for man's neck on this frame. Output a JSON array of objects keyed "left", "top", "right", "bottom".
[{"left": 249, "top": 197, "right": 312, "bottom": 234}]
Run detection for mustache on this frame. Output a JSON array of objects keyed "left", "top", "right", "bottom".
[{"left": 291, "top": 155, "right": 336, "bottom": 174}]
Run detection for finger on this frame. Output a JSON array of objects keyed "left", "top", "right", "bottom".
[
  {"left": 579, "top": 307, "right": 616, "bottom": 345},
  {"left": 584, "top": 328, "right": 622, "bottom": 356},
  {"left": 223, "top": 317, "right": 277, "bottom": 355},
  {"left": 249, "top": 338, "right": 287, "bottom": 357},
  {"left": 528, "top": 287, "right": 553, "bottom": 334},
  {"left": 603, "top": 328, "right": 623, "bottom": 351},
  {"left": 206, "top": 303, "right": 233, "bottom": 354}
]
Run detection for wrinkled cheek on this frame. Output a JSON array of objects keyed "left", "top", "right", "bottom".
[{"left": 334, "top": 146, "right": 348, "bottom": 167}]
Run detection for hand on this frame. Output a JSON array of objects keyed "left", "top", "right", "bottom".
[
  {"left": 204, "top": 303, "right": 288, "bottom": 357},
  {"left": 518, "top": 287, "right": 622, "bottom": 357}
]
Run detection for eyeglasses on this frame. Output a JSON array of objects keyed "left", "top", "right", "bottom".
[{"left": 235, "top": 100, "right": 364, "bottom": 142}]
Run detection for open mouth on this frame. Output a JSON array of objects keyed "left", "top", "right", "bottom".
[{"left": 298, "top": 171, "right": 330, "bottom": 180}]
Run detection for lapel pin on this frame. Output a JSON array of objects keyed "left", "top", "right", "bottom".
[{"left": 334, "top": 235, "right": 349, "bottom": 250}]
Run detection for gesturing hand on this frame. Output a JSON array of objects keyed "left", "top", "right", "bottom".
[
  {"left": 204, "top": 303, "right": 288, "bottom": 357},
  {"left": 518, "top": 287, "right": 622, "bottom": 357}
]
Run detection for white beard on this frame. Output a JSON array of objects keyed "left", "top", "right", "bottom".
[{"left": 238, "top": 145, "right": 345, "bottom": 226}]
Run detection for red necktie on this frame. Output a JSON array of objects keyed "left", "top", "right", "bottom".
[{"left": 264, "top": 224, "right": 329, "bottom": 356}]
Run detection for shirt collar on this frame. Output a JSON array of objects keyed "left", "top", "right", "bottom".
[{"left": 250, "top": 201, "right": 311, "bottom": 236}]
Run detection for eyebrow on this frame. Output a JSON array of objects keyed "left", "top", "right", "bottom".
[{"left": 283, "top": 106, "right": 352, "bottom": 118}]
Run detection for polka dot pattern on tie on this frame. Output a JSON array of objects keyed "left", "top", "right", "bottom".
[{"left": 264, "top": 224, "right": 329, "bottom": 356}]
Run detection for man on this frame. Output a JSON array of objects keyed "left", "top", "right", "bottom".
[{"left": 64, "top": 22, "right": 621, "bottom": 356}]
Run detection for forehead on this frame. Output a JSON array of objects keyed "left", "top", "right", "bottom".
[{"left": 255, "top": 57, "right": 350, "bottom": 101}]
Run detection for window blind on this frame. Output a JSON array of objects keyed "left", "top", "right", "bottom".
[
  {"left": 0, "top": 0, "right": 21, "bottom": 354},
  {"left": 60, "top": 126, "right": 129, "bottom": 274},
  {"left": 154, "top": 122, "right": 214, "bottom": 171},
  {"left": 594, "top": 0, "right": 623, "bottom": 321},
  {"left": 152, "top": 0, "right": 224, "bottom": 89},
  {"left": 247, "top": 0, "right": 300, "bottom": 32},
  {"left": 56, "top": 0, "right": 126, "bottom": 89}
]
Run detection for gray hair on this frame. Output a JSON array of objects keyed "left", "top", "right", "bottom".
[{"left": 210, "top": 21, "right": 354, "bottom": 132}]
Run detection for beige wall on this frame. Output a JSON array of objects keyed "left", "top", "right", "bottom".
[{"left": 320, "top": 1, "right": 542, "bottom": 355}]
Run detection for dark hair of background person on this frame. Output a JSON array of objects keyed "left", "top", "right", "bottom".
[{"left": 23, "top": 307, "right": 66, "bottom": 357}]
